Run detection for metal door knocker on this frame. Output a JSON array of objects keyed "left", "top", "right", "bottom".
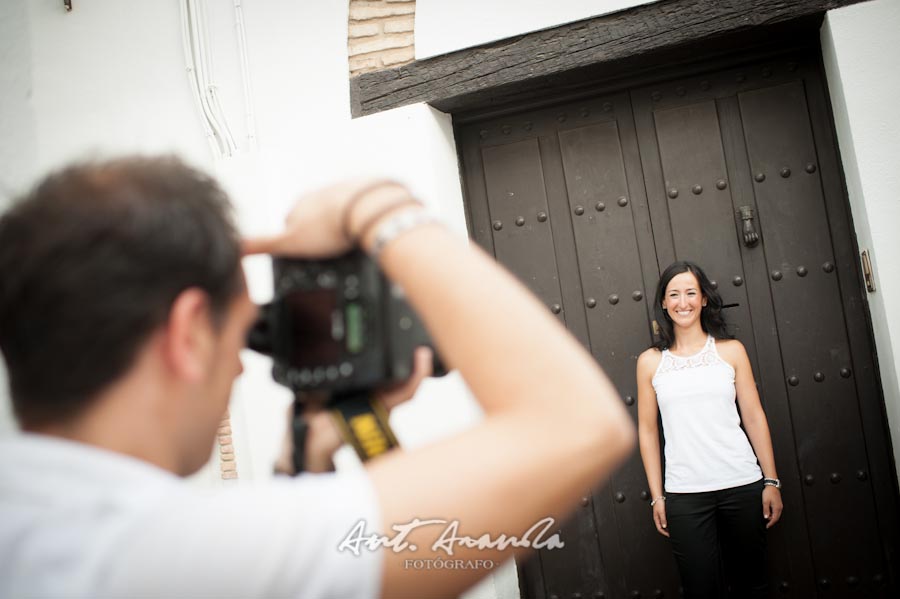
[{"left": 739, "top": 205, "right": 760, "bottom": 247}]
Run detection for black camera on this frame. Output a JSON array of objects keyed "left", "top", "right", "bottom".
[{"left": 246, "top": 249, "right": 444, "bottom": 398}]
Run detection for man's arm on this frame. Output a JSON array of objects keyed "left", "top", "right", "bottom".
[{"left": 246, "top": 180, "right": 636, "bottom": 597}]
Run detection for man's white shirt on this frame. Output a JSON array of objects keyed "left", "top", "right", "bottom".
[{"left": 0, "top": 433, "right": 382, "bottom": 598}]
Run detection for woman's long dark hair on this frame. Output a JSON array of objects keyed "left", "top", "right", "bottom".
[{"left": 652, "top": 261, "right": 732, "bottom": 350}]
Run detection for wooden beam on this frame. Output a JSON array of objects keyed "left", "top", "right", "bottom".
[{"left": 350, "top": 0, "right": 870, "bottom": 117}]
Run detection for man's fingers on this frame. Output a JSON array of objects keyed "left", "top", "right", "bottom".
[
  {"left": 378, "top": 347, "right": 434, "bottom": 411},
  {"left": 412, "top": 346, "right": 434, "bottom": 380},
  {"left": 394, "top": 347, "right": 434, "bottom": 395},
  {"left": 242, "top": 235, "right": 284, "bottom": 256},
  {"left": 397, "top": 346, "right": 434, "bottom": 398}
]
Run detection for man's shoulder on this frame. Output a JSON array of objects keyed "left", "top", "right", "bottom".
[
  {"left": 0, "top": 438, "right": 383, "bottom": 598},
  {"left": 0, "top": 433, "right": 180, "bottom": 511}
]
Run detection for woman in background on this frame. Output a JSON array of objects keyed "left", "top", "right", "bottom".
[{"left": 636, "top": 261, "right": 783, "bottom": 598}]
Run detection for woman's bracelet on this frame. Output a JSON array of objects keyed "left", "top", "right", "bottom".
[{"left": 650, "top": 495, "right": 666, "bottom": 507}]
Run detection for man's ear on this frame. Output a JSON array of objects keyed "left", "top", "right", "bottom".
[{"left": 162, "top": 288, "right": 215, "bottom": 382}]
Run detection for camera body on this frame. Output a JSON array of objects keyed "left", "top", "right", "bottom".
[{"left": 247, "top": 250, "right": 442, "bottom": 398}]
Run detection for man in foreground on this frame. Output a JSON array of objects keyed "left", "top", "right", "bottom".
[{"left": 0, "top": 156, "right": 634, "bottom": 597}]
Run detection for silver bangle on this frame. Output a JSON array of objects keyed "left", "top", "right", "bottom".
[
  {"left": 369, "top": 209, "right": 442, "bottom": 261},
  {"left": 650, "top": 495, "right": 666, "bottom": 507}
]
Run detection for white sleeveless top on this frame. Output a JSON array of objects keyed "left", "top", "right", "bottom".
[{"left": 652, "top": 335, "right": 762, "bottom": 493}]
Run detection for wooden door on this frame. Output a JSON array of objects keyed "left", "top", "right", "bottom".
[{"left": 457, "top": 49, "right": 899, "bottom": 599}]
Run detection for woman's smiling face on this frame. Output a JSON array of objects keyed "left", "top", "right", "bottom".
[{"left": 662, "top": 271, "right": 706, "bottom": 329}]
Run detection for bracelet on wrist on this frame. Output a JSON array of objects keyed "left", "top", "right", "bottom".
[
  {"left": 650, "top": 495, "right": 666, "bottom": 507},
  {"left": 763, "top": 477, "right": 782, "bottom": 489},
  {"left": 355, "top": 198, "right": 422, "bottom": 243},
  {"left": 368, "top": 209, "right": 442, "bottom": 261},
  {"left": 340, "top": 179, "right": 407, "bottom": 243}
]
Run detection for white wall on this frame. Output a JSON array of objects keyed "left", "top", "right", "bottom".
[
  {"left": 0, "top": 0, "right": 37, "bottom": 201},
  {"left": 0, "top": 0, "right": 477, "bottom": 453},
  {"left": 0, "top": 0, "right": 484, "bottom": 477},
  {"left": 415, "top": 0, "right": 660, "bottom": 59},
  {"left": 822, "top": 0, "right": 900, "bottom": 482},
  {"left": 0, "top": 0, "right": 36, "bottom": 435}
]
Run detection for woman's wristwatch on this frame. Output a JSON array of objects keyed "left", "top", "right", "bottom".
[{"left": 763, "top": 477, "right": 782, "bottom": 489}]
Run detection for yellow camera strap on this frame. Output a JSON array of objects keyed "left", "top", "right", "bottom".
[{"left": 330, "top": 394, "right": 399, "bottom": 462}]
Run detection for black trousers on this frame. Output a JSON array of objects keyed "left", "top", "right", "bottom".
[{"left": 666, "top": 479, "right": 768, "bottom": 599}]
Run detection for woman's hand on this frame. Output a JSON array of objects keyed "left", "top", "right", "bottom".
[
  {"left": 762, "top": 485, "right": 783, "bottom": 528},
  {"left": 653, "top": 500, "right": 670, "bottom": 537}
]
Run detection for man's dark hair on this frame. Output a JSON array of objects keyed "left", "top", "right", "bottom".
[{"left": 0, "top": 155, "right": 243, "bottom": 429}]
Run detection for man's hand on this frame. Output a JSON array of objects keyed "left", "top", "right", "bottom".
[
  {"left": 243, "top": 179, "right": 413, "bottom": 259},
  {"left": 274, "top": 347, "right": 434, "bottom": 474},
  {"left": 372, "top": 347, "right": 434, "bottom": 411}
]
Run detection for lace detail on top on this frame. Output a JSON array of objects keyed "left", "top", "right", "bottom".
[
  {"left": 650, "top": 335, "right": 758, "bottom": 492},
  {"left": 654, "top": 335, "right": 730, "bottom": 378}
]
